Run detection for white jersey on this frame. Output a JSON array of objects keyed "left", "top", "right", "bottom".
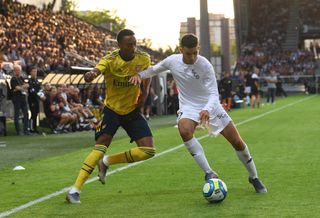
[{"left": 139, "top": 54, "right": 220, "bottom": 113}]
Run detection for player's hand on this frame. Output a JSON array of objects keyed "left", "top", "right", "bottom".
[
  {"left": 129, "top": 74, "right": 142, "bottom": 85},
  {"left": 199, "top": 110, "right": 210, "bottom": 125},
  {"left": 84, "top": 71, "right": 98, "bottom": 83}
]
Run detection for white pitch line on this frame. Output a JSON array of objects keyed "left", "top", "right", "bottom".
[{"left": 0, "top": 95, "right": 315, "bottom": 218}]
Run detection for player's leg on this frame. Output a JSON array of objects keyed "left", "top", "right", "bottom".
[
  {"left": 67, "top": 133, "right": 111, "bottom": 203},
  {"left": 67, "top": 107, "right": 118, "bottom": 203},
  {"left": 98, "top": 108, "right": 155, "bottom": 184},
  {"left": 250, "top": 94, "right": 256, "bottom": 108},
  {"left": 256, "top": 93, "right": 261, "bottom": 108},
  {"left": 227, "top": 96, "right": 232, "bottom": 111},
  {"left": 220, "top": 122, "right": 267, "bottom": 193},
  {"left": 178, "top": 117, "right": 217, "bottom": 180}
]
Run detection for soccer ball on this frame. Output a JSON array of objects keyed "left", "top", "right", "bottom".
[{"left": 202, "top": 178, "right": 228, "bottom": 203}]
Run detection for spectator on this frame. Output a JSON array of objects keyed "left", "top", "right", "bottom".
[
  {"left": 10, "top": 64, "right": 30, "bottom": 135},
  {"left": 28, "top": 66, "right": 41, "bottom": 133},
  {"left": 266, "top": 70, "right": 278, "bottom": 104},
  {"left": 275, "top": 75, "right": 287, "bottom": 97},
  {"left": 250, "top": 67, "right": 261, "bottom": 109},
  {"left": 168, "top": 78, "right": 179, "bottom": 114},
  {"left": 219, "top": 72, "right": 232, "bottom": 111}
]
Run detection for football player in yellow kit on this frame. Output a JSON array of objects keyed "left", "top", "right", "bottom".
[{"left": 66, "top": 29, "right": 155, "bottom": 203}]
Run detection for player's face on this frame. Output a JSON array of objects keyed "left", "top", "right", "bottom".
[
  {"left": 180, "top": 46, "right": 199, "bottom": 65},
  {"left": 118, "top": 35, "right": 137, "bottom": 60}
]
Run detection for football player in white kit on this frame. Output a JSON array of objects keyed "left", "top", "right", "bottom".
[{"left": 129, "top": 34, "right": 267, "bottom": 193}]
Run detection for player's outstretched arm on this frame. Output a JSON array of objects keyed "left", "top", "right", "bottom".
[
  {"left": 129, "top": 74, "right": 142, "bottom": 85},
  {"left": 84, "top": 69, "right": 101, "bottom": 83}
]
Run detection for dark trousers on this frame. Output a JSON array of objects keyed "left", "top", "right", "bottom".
[
  {"left": 28, "top": 99, "right": 39, "bottom": 131},
  {"left": 267, "top": 88, "right": 276, "bottom": 103},
  {"left": 12, "top": 96, "right": 29, "bottom": 134}
]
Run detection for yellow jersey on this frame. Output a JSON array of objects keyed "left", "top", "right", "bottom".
[{"left": 95, "top": 50, "right": 151, "bottom": 115}]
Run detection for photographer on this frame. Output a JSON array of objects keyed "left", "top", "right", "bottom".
[
  {"left": 28, "top": 67, "right": 41, "bottom": 133},
  {"left": 10, "top": 64, "right": 29, "bottom": 135}
]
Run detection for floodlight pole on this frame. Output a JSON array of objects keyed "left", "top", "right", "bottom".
[{"left": 200, "top": 0, "right": 211, "bottom": 61}]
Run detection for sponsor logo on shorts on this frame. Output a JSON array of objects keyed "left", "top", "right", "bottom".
[{"left": 217, "top": 113, "right": 228, "bottom": 119}]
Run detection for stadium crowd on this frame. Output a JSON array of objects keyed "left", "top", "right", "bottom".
[
  {"left": 300, "top": 0, "right": 320, "bottom": 29},
  {"left": 0, "top": 0, "right": 162, "bottom": 78},
  {"left": 236, "top": 0, "right": 317, "bottom": 77},
  {"left": 0, "top": 0, "right": 166, "bottom": 135},
  {"left": 229, "top": 0, "right": 319, "bottom": 109}
]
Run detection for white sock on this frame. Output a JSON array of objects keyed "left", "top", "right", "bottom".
[
  {"left": 102, "top": 155, "right": 109, "bottom": 167},
  {"left": 184, "top": 137, "right": 213, "bottom": 174},
  {"left": 236, "top": 144, "right": 258, "bottom": 179},
  {"left": 69, "top": 187, "right": 80, "bottom": 194}
]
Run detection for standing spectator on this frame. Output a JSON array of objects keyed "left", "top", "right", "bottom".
[
  {"left": 219, "top": 72, "right": 232, "bottom": 111},
  {"left": 244, "top": 69, "right": 252, "bottom": 106},
  {"left": 0, "top": 62, "right": 6, "bottom": 79},
  {"left": 250, "top": 67, "right": 261, "bottom": 109},
  {"left": 10, "top": 65, "right": 30, "bottom": 135},
  {"left": 141, "top": 87, "right": 157, "bottom": 120},
  {"left": 276, "top": 75, "right": 287, "bottom": 97},
  {"left": 28, "top": 67, "right": 41, "bottom": 133},
  {"left": 169, "top": 79, "right": 179, "bottom": 114},
  {"left": 315, "top": 42, "right": 320, "bottom": 59},
  {"left": 266, "top": 70, "right": 278, "bottom": 104},
  {"left": 309, "top": 42, "right": 315, "bottom": 57}
]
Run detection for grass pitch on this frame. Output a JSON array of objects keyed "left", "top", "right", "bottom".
[{"left": 0, "top": 95, "right": 319, "bottom": 217}]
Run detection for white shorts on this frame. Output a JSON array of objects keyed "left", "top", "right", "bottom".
[{"left": 177, "top": 104, "right": 232, "bottom": 137}]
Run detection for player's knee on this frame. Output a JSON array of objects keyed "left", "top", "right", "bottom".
[
  {"left": 179, "top": 128, "right": 193, "bottom": 141},
  {"left": 232, "top": 138, "right": 245, "bottom": 151}
]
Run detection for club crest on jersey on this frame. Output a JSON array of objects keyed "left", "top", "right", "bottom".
[
  {"left": 192, "top": 69, "right": 200, "bottom": 79},
  {"left": 135, "top": 65, "right": 143, "bottom": 72}
]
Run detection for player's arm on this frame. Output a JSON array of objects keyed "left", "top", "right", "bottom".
[
  {"left": 200, "top": 66, "right": 219, "bottom": 125},
  {"left": 11, "top": 78, "right": 28, "bottom": 92},
  {"left": 84, "top": 55, "right": 109, "bottom": 83},
  {"left": 129, "top": 58, "right": 169, "bottom": 85},
  {"left": 84, "top": 68, "right": 101, "bottom": 83}
]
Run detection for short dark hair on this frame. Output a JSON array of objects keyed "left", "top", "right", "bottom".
[
  {"left": 117, "top": 29, "right": 135, "bottom": 43},
  {"left": 180, "top": 34, "right": 198, "bottom": 48},
  {"left": 29, "top": 66, "right": 37, "bottom": 72}
]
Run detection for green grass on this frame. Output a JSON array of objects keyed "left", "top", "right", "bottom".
[{"left": 0, "top": 95, "right": 319, "bottom": 217}]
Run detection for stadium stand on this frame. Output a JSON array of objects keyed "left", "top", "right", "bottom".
[
  {"left": 0, "top": 0, "right": 163, "bottom": 78},
  {"left": 234, "top": 0, "right": 319, "bottom": 77},
  {"left": 0, "top": 0, "right": 165, "bottom": 135}
]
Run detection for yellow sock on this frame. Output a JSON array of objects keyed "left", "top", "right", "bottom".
[
  {"left": 74, "top": 144, "right": 107, "bottom": 190},
  {"left": 108, "top": 147, "right": 155, "bottom": 165}
]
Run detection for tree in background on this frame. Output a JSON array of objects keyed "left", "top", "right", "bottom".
[
  {"left": 76, "top": 10, "right": 126, "bottom": 33},
  {"left": 157, "top": 46, "right": 179, "bottom": 57},
  {"left": 61, "top": 0, "right": 77, "bottom": 13},
  {"left": 210, "top": 43, "right": 221, "bottom": 56},
  {"left": 61, "top": 0, "right": 125, "bottom": 32},
  {"left": 138, "top": 38, "right": 153, "bottom": 48}
]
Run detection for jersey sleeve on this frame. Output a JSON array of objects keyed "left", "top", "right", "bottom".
[
  {"left": 139, "top": 57, "right": 170, "bottom": 79},
  {"left": 95, "top": 56, "right": 109, "bottom": 74},
  {"left": 143, "top": 55, "right": 151, "bottom": 70}
]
